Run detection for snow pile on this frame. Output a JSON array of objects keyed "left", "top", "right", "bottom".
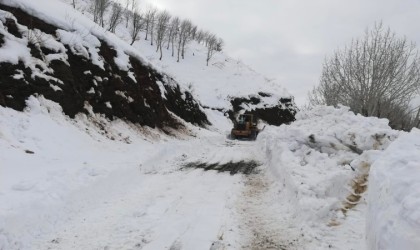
[
  {"left": 258, "top": 105, "right": 399, "bottom": 248},
  {"left": 367, "top": 128, "right": 420, "bottom": 250}
]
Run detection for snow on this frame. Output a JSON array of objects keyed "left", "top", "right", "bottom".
[
  {"left": 0, "top": 99, "right": 404, "bottom": 249},
  {"left": 56, "top": 29, "right": 104, "bottom": 69},
  {"left": 0, "top": 26, "right": 32, "bottom": 65},
  {"left": 367, "top": 128, "right": 420, "bottom": 250},
  {"left": 256, "top": 105, "right": 399, "bottom": 249},
  {"left": 0, "top": 97, "right": 245, "bottom": 250},
  {"left": 133, "top": 43, "right": 291, "bottom": 109}
]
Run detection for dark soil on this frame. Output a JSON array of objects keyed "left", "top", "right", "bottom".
[
  {"left": 341, "top": 173, "right": 368, "bottom": 215},
  {"left": 0, "top": 33, "right": 4, "bottom": 47},
  {"left": 184, "top": 160, "right": 260, "bottom": 175},
  {"left": 229, "top": 96, "right": 297, "bottom": 126},
  {"left": 4, "top": 18, "right": 22, "bottom": 38},
  {"left": 0, "top": 4, "right": 57, "bottom": 35},
  {"left": 163, "top": 78, "right": 210, "bottom": 127}
]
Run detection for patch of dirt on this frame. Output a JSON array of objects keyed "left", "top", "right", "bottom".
[
  {"left": 341, "top": 172, "right": 368, "bottom": 215},
  {"left": 240, "top": 175, "right": 295, "bottom": 250},
  {"left": 183, "top": 160, "right": 260, "bottom": 175},
  {"left": 325, "top": 163, "right": 370, "bottom": 229}
]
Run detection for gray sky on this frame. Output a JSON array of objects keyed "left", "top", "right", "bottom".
[{"left": 142, "top": 0, "right": 420, "bottom": 106}]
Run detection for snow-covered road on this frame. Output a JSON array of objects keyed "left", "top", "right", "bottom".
[
  {"left": 28, "top": 138, "right": 273, "bottom": 250},
  {"left": 0, "top": 101, "right": 273, "bottom": 250},
  {"left": 32, "top": 165, "right": 242, "bottom": 250}
]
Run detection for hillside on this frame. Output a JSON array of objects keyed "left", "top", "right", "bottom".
[
  {"left": 1, "top": 0, "right": 420, "bottom": 250},
  {"left": 0, "top": 0, "right": 296, "bottom": 131}
]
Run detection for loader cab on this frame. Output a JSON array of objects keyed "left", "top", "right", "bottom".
[{"left": 238, "top": 114, "right": 251, "bottom": 124}]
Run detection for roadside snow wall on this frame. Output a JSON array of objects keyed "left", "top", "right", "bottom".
[
  {"left": 258, "top": 105, "right": 399, "bottom": 248},
  {"left": 367, "top": 128, "right": 420, "bottom": 250}
]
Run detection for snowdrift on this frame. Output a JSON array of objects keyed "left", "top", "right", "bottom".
[
  {"left": 367, "top": 128, "right": 420, "bottom": 250},
  {"left": 258, "top": 105, "right": 399, "bottom": 249}
]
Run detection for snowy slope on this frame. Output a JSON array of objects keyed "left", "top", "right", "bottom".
[
  {"left": 0, "top": 0, "right": 296, "bottom": 130},
  {"left": 2, "top": 0, "right": 293, "bottom": 111},
  {"left": 58, "top": 0, "right": 293, "bottom": 110}
]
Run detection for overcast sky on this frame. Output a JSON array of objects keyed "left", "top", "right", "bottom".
[{"left": 141, "top": 0, "right": 420, "bottom": 106}]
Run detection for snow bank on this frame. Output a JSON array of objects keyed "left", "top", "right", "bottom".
[
  {"left": 258, "top": 105, "right": 399, "bottom": 249},
  {"left": 367, "top": 128, "right": 420, "bottom": 250}
]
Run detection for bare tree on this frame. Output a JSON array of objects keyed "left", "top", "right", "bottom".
[
  {"left": 72, "top": 0, "right": 76, "bottom": 9},
  {"left": 206, "top": 33, "right": 218, "bottom": 66},
  {"left": 180, "top": 20, "right": 192, "bottom": 59},
  {"left": 176, "top": 19, "right": 192, "bottom": 62},
  {"left": 107, "top": 2, "right": 123, "bottom": 33},
  {"left": 167, "top": 16, "right": 180, "bottom": 57},
  {"left": 123, "top": 0, "right": 130, "bottom": 28},
  {"left": 149, "top": 8, "right": 157, "bottom": 46},
  {"left": 216, "top": 38, "right": 224, "bottom": 52},
  {"left": 195, "top": 29, "right": 206, "bottom": 44},
  {"left": 129, "top": 10, "right": 143, "bottom": 45},
  {"left": 190, "top": 25, "right": 197, "bottom": 40},
  {"left": 144, "top": 6, "right": 157, "bottom": 42},
  {"left": 155, "top": 10, "right": 171, "bottom": 60},
  {"left": 309, "top": 23, "right": 420, "bottom": 130},
  {"left": 91, "top": 0, "right": 112, "bottom": 27}
]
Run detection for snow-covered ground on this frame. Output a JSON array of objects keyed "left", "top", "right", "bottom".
[
  {"left": 0, "top": 97, "right": 245, "bottom": 249},
  {"left": 0, "top": 99, "right": 404, "bottom": 250}
]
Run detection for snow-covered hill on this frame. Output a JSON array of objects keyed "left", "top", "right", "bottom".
[{"left": 0, "top": 0, "right": 296, "bottom": 130}]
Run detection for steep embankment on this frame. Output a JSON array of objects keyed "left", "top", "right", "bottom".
[
  {"left": 0, "top": 0, "right": 297, "bottom": 130},
  {"left": 0, "top": 2, "right": 209, "bottom": 129}
]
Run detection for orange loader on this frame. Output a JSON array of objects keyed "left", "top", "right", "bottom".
[{"left": 230, "top": 114, "right": 260, "bottom": 140}]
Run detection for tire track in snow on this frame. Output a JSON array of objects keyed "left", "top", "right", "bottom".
[
  {"left": 238, "top": 173, "right": 288, "bottom": 250},
  {"left": 236, "top": 165, "right": 304, "bottom": 250}
]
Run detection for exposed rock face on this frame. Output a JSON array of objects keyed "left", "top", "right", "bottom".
[
  {"left": 229, "top": 93, "right": 297, "bottom": 126},
  {"left": 0, "top": 4, "right": 209, "bottom": 129},
  {"left": 162, "top": 78, "right": 210, "bottom": 127}
]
